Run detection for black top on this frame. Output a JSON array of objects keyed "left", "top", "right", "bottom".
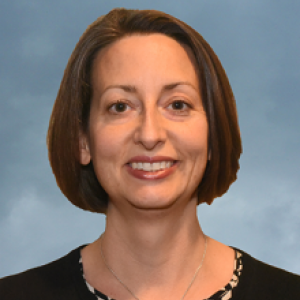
[
  {"left": 80, "top": 250, "right": 244, "bottom": 300},
  {"left": 0, "top": 245, "right": 300, "bottom": 300}
]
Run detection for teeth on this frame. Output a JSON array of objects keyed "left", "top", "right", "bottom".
[
  {"left": 152, "top": 162, "right": 160, "bottom": 171},
  {"left": 144, "top": 163, "right": 151, "bottom": 171},
  {"left": 130, "top": 161, "right": 174, "bottom": 172}
]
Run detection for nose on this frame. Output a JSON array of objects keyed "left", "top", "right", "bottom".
[{"left": 134, "top": 106, "right": 166, "bottom": 150}]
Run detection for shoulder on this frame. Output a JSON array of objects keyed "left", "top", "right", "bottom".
[
  {"left": 235, "top": 248, "right": 300, "bottom": 300},
  {"left": 0, "top": 246, "right": 87, "bottom": 300}
]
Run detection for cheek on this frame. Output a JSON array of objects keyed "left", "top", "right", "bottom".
[
  {"left": 185, "top": 130, "right": 209, "bottom": 186},
  {"left": 180, "top": 119, "right": 208, "bottom": 157},
  {"left": 88, "top": 126, "right": 125, "bottom": 192},
  {"left": 90, "top": 126, "right": 124, "bottom": 163},
  {"left": 88, "top": 121, "right": 135, "bottom": 183}
]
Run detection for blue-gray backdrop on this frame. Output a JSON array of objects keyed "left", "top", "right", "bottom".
[{"left": 1, "top": 0, "right": 299, "bottom": 277}]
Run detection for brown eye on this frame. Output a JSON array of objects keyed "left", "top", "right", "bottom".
[
  {"left": 172, "top": 101, "right": 186, "bottom": 110},
  {"left": 166, "top": 100, "right": 191, "bottom": 116},
  {"left": 115, "top": 102, "right": 127, "bottom": 112},
  {"left": 109, "top": 101, "right": 130, "bottom": 113},
  {"left": 169, "top": 100, "right": 190, "bottom": 111}
]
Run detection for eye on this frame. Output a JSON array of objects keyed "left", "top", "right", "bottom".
[
  {"left": 109, "top": 101, "right": 130, "bottom": 113},
  {"left": 170, "top": 101, "right": 188, "bottom": 110},
  {"left": 167, "top": 100, "right": 191, "bottom": 113}
]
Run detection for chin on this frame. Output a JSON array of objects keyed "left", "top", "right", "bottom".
[
  {"left": 130, "top": 200, "right": 175, "bottom": 211},
  {"left": 126, "top": 193, "right": 186, "bottom": 212}
]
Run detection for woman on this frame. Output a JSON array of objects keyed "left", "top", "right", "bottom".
[{"left": 1, "top": 8, "right": 299, "bottom": 300}]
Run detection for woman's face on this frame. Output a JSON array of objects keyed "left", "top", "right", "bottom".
[{"left": 80, "top": 34, "right": 209, "bottom": 212}]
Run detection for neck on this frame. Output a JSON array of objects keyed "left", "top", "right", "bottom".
[
  {"left": 97, "top": 197, "right": 207, "bottom": 292},
  {"left": 105, "top": 195, "right": 203, "bottom": 264},
  {"left": 81, "top": 198, "right": 234, "bottom": 300},
  {"left": 82, "top": 196, "right": 210, "bottom": 300}
]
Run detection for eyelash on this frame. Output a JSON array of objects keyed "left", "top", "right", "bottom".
[
  {"left": 108, "top": 100, "right": 131, "bottom": 114},
  {"left": 167, "top": 100, "right": 191, "bottom": 113}
]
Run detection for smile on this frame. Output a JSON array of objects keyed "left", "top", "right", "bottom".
[
  {"left": 129, "top": 161, "right": 175, "bottom": 172},
  {"left": 126, "top": 156, "right": 178, "bottom": 180}
]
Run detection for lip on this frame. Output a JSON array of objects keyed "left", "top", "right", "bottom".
[
  {"left": 127, "top": 156, "right": 175, "bottom": 163},
  {"left": 126, "top": 156, "right": 178, "bottom": 180}
]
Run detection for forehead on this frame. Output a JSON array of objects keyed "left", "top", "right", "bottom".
[{"left": 91, "top": 34, "right": 200, "bottom": 91}]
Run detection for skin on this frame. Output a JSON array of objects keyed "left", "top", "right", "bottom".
[{"left": 80, "top": 34, "right": 234, "bottom": 300}]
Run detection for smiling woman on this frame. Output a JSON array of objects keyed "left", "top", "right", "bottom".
[
  {"left": 1, "top": 7, "right": 299, "bottom": 300},
  {"left": 79, "top": 34, "right": 209, "bottom": 211},
  {"left": 47, "top": 9, "right": 241, "bottom": 214}
]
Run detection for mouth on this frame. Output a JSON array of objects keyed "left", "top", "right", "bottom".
[
  {"left": 126, "top": 156, "right": 178, "bottom": 180},
  {"left": 129, "top": 161, "right": 176, "bottom": 172}
]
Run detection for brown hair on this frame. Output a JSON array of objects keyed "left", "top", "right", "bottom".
[{"left": 47, "top": 8, "right": 242, "bottom": 213}]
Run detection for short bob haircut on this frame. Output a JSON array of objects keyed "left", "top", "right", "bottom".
[{"left": 47, "top": 8, "right": 242, "bottom": 213}]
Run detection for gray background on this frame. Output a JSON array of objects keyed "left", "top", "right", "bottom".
[{"left": 1, "top": 0, "right": 299, "bottom": 277}]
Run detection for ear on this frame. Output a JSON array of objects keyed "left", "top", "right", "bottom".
[{"left": 79, "top": 132, "right": 91, "bottom": 165}]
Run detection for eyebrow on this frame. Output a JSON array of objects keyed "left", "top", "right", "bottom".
[{"left": 101, "top": 81, "right": 198, "bottom": 95}]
